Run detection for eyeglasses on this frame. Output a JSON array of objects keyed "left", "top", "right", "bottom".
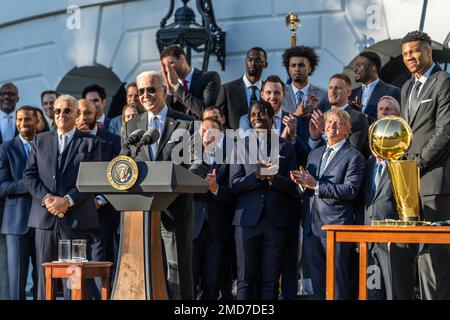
[
  {"left": 138, "top": 86, "right": 161, "bottom": 96},
  {"left": 54, "top": 107, "right": 73, "bottom": 115}
]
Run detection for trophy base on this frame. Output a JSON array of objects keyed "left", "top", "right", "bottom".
[{"left": 371, "top": 219, "right": 431, "bottom": 227}]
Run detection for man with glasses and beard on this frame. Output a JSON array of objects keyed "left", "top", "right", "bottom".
[{"left": 23, "top": 95, "right": 101, "bottom": 299}]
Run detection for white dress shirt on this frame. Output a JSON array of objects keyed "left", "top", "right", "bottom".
[
  {"left": 361, "top": 78, "right": 379, "bottom": 113},
  {"left": 243, "top": 74, "right": 262, "bottom": 107}
]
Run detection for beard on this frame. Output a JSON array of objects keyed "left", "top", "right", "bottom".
[{"left": 1, "top": 102, "right": 15, "bottom": 114}]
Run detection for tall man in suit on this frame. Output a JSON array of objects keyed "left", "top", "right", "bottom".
[
  {"left": 0, "top": 106, "right": 39, "bottom": 300},
  {"left": 216, "top": 47, "right": 268, "bottom": 129},
  {"left": 23, "top": 94, "right": 101, "bottom": 299},
  {"left": 0, "top": 81, "right": 20, "bottom": 299},
  {"left": 161, "top": 45, "right": 221, "bottom": 120},
  {"left": 121, "top": 71, "right": 208, "bottom": 300},
  {"left": 400, "top": 30, "right": 450, "bottom": 300},
  {"left": 291, "top": 108, "right": 365, "bottom": 299},
  {"left": 230, "top": 100, "right": 298, "bottom": 300},
  {"left": 363, "top": 96, "right": 417, "bottom": 300},
  {"left": 76, "top": 98, "right": 121, "bottom": 298},
  {"left": 309, "top": 74, "right": 369, "bottom": 155},
  {"left": 192, "top": 117, "right": 233, "bottom": 299},
  {"left": 282, "top": 46, "right": 327, "bottom": 114},
  {"left": 350, "top": 51, "right": 401, "bottom": 124},
  {"left": 82, "top": 84, "right": 112, "bottom": 131}
]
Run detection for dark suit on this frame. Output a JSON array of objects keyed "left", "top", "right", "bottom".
[
  {"left": 216, "top": 78, "right": 252, "bottom": 129},
  {"left": 401, "top": 64, "right": 450, "bottom": 300},
  {"left": 344, "top": 106, "right": 369, "bottom": 155},
  {"left": 23, "top": 130, "right": 101, "bottom": 299},
  {"left": 0, "top": 137, "right": 37, "bottom": 299},
  {"left": 192, "top": 141, "right": 234, "bottom": 300},
  {"left": 302, "top": 141, "right": 365, "bottom": 299},
  {"left": 230, "top": 137, "right": 297, "bottom": 299},
  {"left": 166, "top": 68, "right": 221, "bottom": 119},
  {"left": 363, "top": 156, "right": 417, "bottom": 300},
  {"left": 121, "top": 108, "right": 208, "bottom": 300},
  {"left": 89, "top": 128, "right": 121, "bottom": 298},
  {"left": 350, "top": 79, "right": 401, "bottom": 124}
]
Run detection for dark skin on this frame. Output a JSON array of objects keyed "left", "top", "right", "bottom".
[
  {"left": 245, "top": 49, "right": 268, "bottom": 84},
  {"left": 402, "top": 40, "right": 433, "bottom": 78},
  {"left": 0, "top": 84, "right": 19, "bottom": 114}
]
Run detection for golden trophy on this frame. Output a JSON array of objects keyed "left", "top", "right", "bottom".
[
  {"left": 369, "top": 116, "right": 425, "bottom": 225},
  {"left": 285, "top": 12, "right": 301, "bottom": 47}
]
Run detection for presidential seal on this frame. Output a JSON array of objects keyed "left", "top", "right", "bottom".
[{"left": 107, "top": 156, "right": 138, "bottom": 190}]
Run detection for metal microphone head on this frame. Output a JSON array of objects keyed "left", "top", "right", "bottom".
[
  {"left": 126, "top": 129, "right": 145, "bottom": 146},
  {"left": 140, "top": 128, "right": 160, "bottom": 146}
]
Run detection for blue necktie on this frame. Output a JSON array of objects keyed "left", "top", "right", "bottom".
[
  {"left": 319, "top": 147, "right": 333, "bottom": 177},
  {"left": 149, "top": 116, "right": 160, "bottom": 160},
  {"left": 24, "top": 141, "right": 32, "bottom": 157}
]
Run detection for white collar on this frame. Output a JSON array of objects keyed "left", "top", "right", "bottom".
[
  {"left": 337, "top": 103, "right": 349, "bottom": 110},
  {"left": 90, "top": 125, "right": 98, "bottom": 136},
  {"left": 327, "top": 138, "right": 346, "bottom": 152},
  {"left": 57, "top": 127, "right": 76, "bottom": 139},
  {"left": 183, "top": 68, "right": 195, "bottom": 85},
  {"left": 363, "top": 78, "right": 379, "bottom": 90},
  {"left": 415, "top": 63, "right": 435, "bottom": 84},
  {"left": 148, "top": 105, "right": 168, "bottom": 121},
  {"left": 97, "top": 113, "right": 106, "bottom": 123},
  {"left": 274, "top": 108, "right": 283, "bottom": 119},
  {"left": 243, "top": 74, "right": 262, "bottom": 90},
  {"left": 19, "top": 134, "right": 32, "bottom": 145}
]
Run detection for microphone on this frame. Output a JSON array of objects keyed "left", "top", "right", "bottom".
[
  {"left": 124, "top": 129, "right": 145, "bottom": 147},
  {"left": 137, "top": 128, "right": 160, "bottom": 148}
]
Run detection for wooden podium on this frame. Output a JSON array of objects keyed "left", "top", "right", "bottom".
[{"left": 77, "top": 161, "right": 208, "bottom": 300}]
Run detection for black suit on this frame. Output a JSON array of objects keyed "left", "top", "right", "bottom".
[
  {"left": 216, "top": 78, "right": 252, "bottom": 129},
  {"left": 344, "top": 106, "right": 369, "bottom": 156},
  {"left": 166, "top": 68, "right": 221, "bottom": 119},
  {"left": 230, "top": 138, "right": 297, "bottom": 299},
  {"left": 192, "top": 141, "right": 234, "bottom": 300},
  {"left": 350, "top": 79, "right": 401, "bottom": 124},
  {"left": 362, "top": 156, "right": 417, "bottom": 300},
  {"left": 401, "top": 64, "right": 450, "bottom": 300},
  {"left": 23, "top": 130, "right": 101, "bottom": 299},
  {"left": 121, "top": 108, "right": 208, "bottom": 300}
]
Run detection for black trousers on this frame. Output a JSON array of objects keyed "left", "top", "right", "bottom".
[{"left": 35, "top": 219, "right": 91, "bottom": 300}]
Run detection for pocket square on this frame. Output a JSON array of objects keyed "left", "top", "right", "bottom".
[{"left": 420, "top": 99, "right": 432, "bottom": 104}]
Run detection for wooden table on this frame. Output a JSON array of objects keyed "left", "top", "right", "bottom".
[
  {"left": 322, "top": 225, "right": 450, "bottom": 300},
  {"left": 43, "top": 261, "right": 113, "bottom": 300}
]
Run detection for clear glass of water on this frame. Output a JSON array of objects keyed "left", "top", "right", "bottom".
[
  {"left": 58, "top": 240, "right": 71, "bottom": 262},
  {"left": 71, "top": 239, "right": 87, "bottom": 262}
]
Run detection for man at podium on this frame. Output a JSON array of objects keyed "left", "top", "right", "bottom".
[{"left": 121, "top": 71, "right": 208, "bottom": 300}]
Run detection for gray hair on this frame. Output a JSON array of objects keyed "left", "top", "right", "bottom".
[
  {"left": 378, "top": 96, "right": 400, "bottom": 115},
  {"left": 136, "top": 71, "right": 165, "bottom": 87},
  {"left": 54, "top": 94, "right": 77, "bottom": 109}
]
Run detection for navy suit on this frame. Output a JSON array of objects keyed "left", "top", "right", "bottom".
[
  {"left": 350, "top": 80, "right": 401, "bottom": 124},
  {"left": 192, "top": 142, "right": 234, "bottom": 300},
  {"left": 23, "top": 130, "right": 101, "bottom": 299},
  {"left": 0, "top": 136, "right": 37, "bottom": 299},
  {"left": 230, "top": 137, "right": 297, "bottom": 299},
  {"left": 302, "top": 141, "right": 365, "bottom": 299}
]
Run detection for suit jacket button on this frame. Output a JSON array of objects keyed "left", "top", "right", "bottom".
[
  {"left": 202, "top": 207, "right": 206, "bottom": 211},
  {"left": 261, "top": 194, "right": 264, "bottom": 198},
  {"left": 52, "top": 176, "right": 56, "bottom": 179}
]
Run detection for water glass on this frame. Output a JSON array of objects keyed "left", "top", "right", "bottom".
[
  {"left": 58, "top": 240, "right": 71, "bottom": 262},
  {"left": 71, "top": 239, "right": 87, "bottom": 262}
]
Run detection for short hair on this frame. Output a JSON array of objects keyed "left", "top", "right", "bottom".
[
  {"left": 262, "top": 75, "right": 285, "bottom": 93},
  {"left": 160, "top": 44, "right": 186, "bottom": 60},
  {"left": 378, "top": 96, "right": 401, "bottom": 115},
  {"left": 247, "top": 47, "right": 268, "bottom": 61},
  {"left": 54, "top": 94, "right": 78, "bottom": 109},
  {"left": 16, "top": 105, "right": 38, "bottom": 117},
  {"left": 329, "top": 73, "right": 352, "bottom": 88},
  {"left": 82, "top": 84, "right": 106, "bottom": 100},
  {"left": 121, "top": 102, "right": 141, "bottom": 128},
  {"left": 324, "top": 108, "right": 352, "bottom": 132},
  {"left": 203, "top": 105, "right": 224, "bottom": 118},
  {"left": 248, "top": 100, "right": 274, "bottom": 120},
  {"left": 77, "top": 98, "right": 95, "bottom": 109},
  {"left": 202, "top": 116, "right": 223, "bottom": 132},
  {"left": 401, "top": 30, "right": 432, "bottom": 46},
  {"left": 359, "top": 51, "right": 382, "bottom": 73},
  {"left": 40, "top": 90, "right": 59, "bottom": 103},
  {"left": 282, "top": 46, "right": 320, "bottom": 75},
  {"left": 126, "top": 82, "right": 137, "bottom": 91},
  {"left": 136, "top": 71, "right": 165, "bottom": 88},
  {"left": 0, "top": 82, "right": 18, "bottom": 93}
]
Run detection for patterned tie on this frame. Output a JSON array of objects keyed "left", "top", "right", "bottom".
[
  {"left": 295, "top": 90, "right": 303, "bottom": 107},
  {"left": 149, "top": 116, "right": 160, "bottom": 160},
  {"left": 249, "top": 86, "right": 258, "bottom": 107},
  {"left": 59, "top": 134, "right": 68, "bottom": 154},
  {"left": 319, "top": 147, "right": 333, "bottom": 177}
]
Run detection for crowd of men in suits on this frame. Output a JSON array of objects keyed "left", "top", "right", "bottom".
[{"left": 0, "top": 29, "right": 448, "bottom": 300}]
